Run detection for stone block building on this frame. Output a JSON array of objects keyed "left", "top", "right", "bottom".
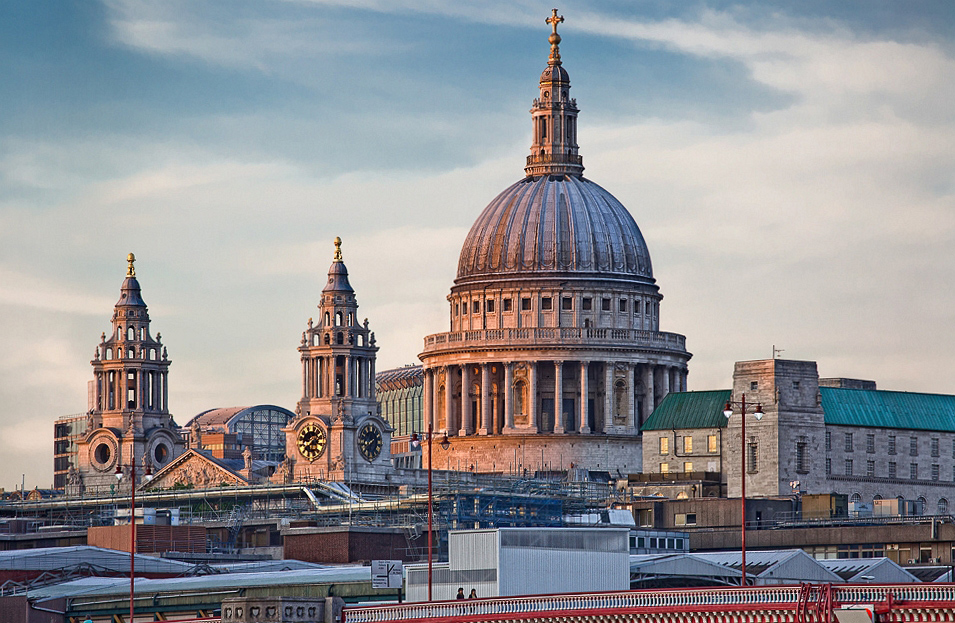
[{"left": 642, "top": 358, "right": 955, "bottom": 513}]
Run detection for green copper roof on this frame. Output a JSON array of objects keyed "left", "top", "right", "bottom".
[
  {"left": 820, "top": 387, "right": 955, "bottom": 432},
  {"left": 641, "top": 390, "right": 731, "bottom": 431}
]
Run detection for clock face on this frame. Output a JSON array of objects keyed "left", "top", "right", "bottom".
[
  {"left": 297, "top": 422, "right": 327, "bottom": 461},
  {"left": 357, "top": 422, "right": 383, "bottom": 462}
]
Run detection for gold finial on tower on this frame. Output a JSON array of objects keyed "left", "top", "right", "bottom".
[
  {"left": 126, "top": 252, "right": 136, "bottom": 277},
  {"left": 546, "top": 8, "right": 564, "bottom": 65},
  {"left": 333, "top": 237, "right": 343, "bottom": 262}
]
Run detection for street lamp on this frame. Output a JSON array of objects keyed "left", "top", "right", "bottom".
[
  {"left": 115, "top": 457, "right": 153, "bottom": 622},
  {"left": 410, "top": 428, "right": 450, "bottom": 601},
  {"left": 722, "top": 394, "right": 763, "bottom": 586}
]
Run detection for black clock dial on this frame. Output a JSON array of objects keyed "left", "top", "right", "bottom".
[
  {"left": 297, "top": 423, "right": 327, "bottom": 461},
  {"left": 357, "top": 423, "right": 383, "bottom": 461}
]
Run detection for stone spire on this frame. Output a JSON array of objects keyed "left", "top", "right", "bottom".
[
  {"left": 323, "top": 236, "right": 354, "bottom": 294},
  {"left": 525, "top": 8, "right": 584, "bottom": 177}
]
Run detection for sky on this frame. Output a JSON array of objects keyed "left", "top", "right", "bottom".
[{"left": 1, "top": 1, "right": 954, "bottom": 490}]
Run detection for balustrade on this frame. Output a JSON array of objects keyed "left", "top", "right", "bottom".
[{"left": 423, "top": 328, "right": 686, "bottom": 352}]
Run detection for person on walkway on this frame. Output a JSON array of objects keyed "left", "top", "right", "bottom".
[
  {"left": 456, "top": 587, "right": 465, "bottom": 599},
  {"left": 468, "top": 589, "right": 478, "bottom": 599}
]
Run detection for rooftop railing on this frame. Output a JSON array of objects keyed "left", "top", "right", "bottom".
[{"left": 422, "top": 328, "right": 686, "bottom": 353}]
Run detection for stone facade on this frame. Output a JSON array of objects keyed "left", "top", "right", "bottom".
[
  {"left": 417, "top": 15, "right": 690, "bottom": 473},
  {"left": 73, "top": 254, "right": 185, "bottom": 495},
  {"left": 643, "top": 358, "right": 955, "bottom": 514},
  {"left": 278, "top": 238, "right": 393, "bottom": 487}
]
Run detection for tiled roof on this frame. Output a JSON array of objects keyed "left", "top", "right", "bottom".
[
  {"left": 640, "top": 390, "right": 731, "bottom": 431},
  {"left": 820, "top": 387, "right": 955, "bottom": 432}
]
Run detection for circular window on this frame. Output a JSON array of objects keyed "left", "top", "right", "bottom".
[
  {"left": 154, "top": 443, "right": 168, "bottom": 465},
  {"left": 94, "top": 443, "right": 111, "bottom": 465}
]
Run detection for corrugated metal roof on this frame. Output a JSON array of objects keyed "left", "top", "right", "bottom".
[
  {"left": 0, "top": 546, "right": 194, "bottom": 573},
  {"left": 821, "top": 387, "right": 955, "bottom": 432},
  {"left": 29, "top": 566, "right": 372, "bottom": 601},
  {"left": 641, "top": 390, "right": 731, "bottom": 431}
]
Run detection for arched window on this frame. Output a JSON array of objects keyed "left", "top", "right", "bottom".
[
  {"left": 514, "top": 380, "right": 526, "bottom": 417},
  {"left": 324, "top": 333, "right": 330, "bottom": 345},
  {"left": 874, "top": 494, "right": 883, "bottom": 501},
  {"left": 614, "top": 380, "right": 627, "bottom": 420},
  {"left": 127, "top": 327, "right": 135, "bottom": 340},
  {"left": 939, "top": 498, "right": 949, "bottom": 515},
  {"left": 850, "top": 493, "right": 862, "bottom": 504},
  {"left": 105, "top": 348, "right": 112, "bottom": 360},
  {"left": 117, "top": 327, "right": 122, "bottom": 340},
  {"left": 139, "top": 328, "right": 144, "bottom": 340},
  {"left": 358, "top": 334, "right": 365, "bottom": 346},
  {"left": 324, "top": 312, "right": 330, "bottom": 326},
  {"left": 336, "top": 332, "right": 344, "bottom": 345},
  {"left": 676, "top": 491, "right": 688, "bottom": 500},
  {"left": 917, "top": 496, "right": 927, "bottom": 515},
  {"left": 348, "top": 333, "right": 354, "bottom": 344},
  {"left": 336, "top": 312, "right": 343, "bottom": 326}
]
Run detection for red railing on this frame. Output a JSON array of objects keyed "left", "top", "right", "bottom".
[{"left": 344, "top": 584, "right": 955, "bottom": 623}]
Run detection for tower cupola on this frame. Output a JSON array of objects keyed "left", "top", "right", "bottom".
[{"left": 525, "top": 9, "right": 583, "bottom": 177}]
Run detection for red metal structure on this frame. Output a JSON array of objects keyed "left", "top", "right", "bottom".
[{"left": 344, "top": 584, "right": 955, "bottom": 623}]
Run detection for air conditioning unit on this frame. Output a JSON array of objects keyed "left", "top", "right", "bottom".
[{"left": 907, "top": 559, "right": 917, "bottom": 564}]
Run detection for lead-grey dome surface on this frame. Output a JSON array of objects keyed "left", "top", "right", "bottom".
[{"left": 456, "top": 174, "right": 654, "bottom": 285}]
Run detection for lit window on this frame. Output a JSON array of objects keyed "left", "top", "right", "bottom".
[
  {"left": 659, "top": 437, "right": 669, "bottom": 455},
  {"left": 683, "top": 436, "right": 693, "bottom": 454},
  {"left": 660, "top": 462, "right": 669, "bottom": 474},
  {"left": 683, "top": 461, "right": 693, "bottom": 473},
  {"left": 708, "top": 435, "right": 718, "bottom": 453}
]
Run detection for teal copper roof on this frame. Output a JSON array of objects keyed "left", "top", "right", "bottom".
[
  {"left": 641, "top": 390, "right": 731, "bottom": 431},
  {"left": 820, "top": 387, "right": 955, "bottom": 432}
]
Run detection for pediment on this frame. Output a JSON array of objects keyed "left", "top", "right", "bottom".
[{"left": 145, "top": 449, "right": 247, "bottom": 490}]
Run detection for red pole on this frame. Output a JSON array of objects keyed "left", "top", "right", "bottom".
[
  {"left": 740, "top": 393, "right": 746, "bottom": 586},
  {"left": 130, "top": 462, "right": 136, "bottom": 622},
  {"left": 427, "top": 425, "right": 433, "bottom": 602}
]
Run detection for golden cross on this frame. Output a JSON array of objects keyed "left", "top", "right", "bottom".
[
  {"left": 546, "top": 8, "right": 564, "bottom": 36},
  {"left": 333, "top": 236, "right": 343, "bottom": 262},
  {"left": 126, "top": 252, "right": 136, "bottom": 277}
]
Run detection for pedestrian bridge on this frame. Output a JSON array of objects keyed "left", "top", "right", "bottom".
[{"left": 343, "top": 584, "right": 955, "bottom": 623}]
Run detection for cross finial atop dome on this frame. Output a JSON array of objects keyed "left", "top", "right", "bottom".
[
  {"left": 333, "top": 237, "right": 343, "bottom": 262},
  {"left": 126, "top": 252, "right": 136, "bottom": 277},
  {"left": 546, "top": 9, "right": 564, "bottom": 65}
]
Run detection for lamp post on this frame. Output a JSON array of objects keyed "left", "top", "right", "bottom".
[
  {"left": 115, "top": 456, "right": 152, "bottom": 622},
  {"left": 722, "top": 394, "right": 763, "bottom": 586},
  {"left": 410, "top": 427, "right": 450, "bottom": 601}
]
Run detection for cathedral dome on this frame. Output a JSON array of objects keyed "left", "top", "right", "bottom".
[{"left": 455, "top": 175, "right": 654, "bottom": 286}]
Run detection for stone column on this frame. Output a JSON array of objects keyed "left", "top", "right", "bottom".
[
  {"left": 445, "top": 366, "right": 455, "bottom": 434},
  {"left": 162, "top": 371, "right": 168, "bottom": 413},
  {"left": 603, "top": 362, "right": 613, "bottom": 433},
  {"left": 369, "top": 358, "right": 376, "bottom": 399},
  {"left": 504, "top": 362, "right": 515, "bottom": 432},
  {"left": 643, "top": 364, "right": 655, "bottom": 423},
  {"left": 662, "top": 364, "right": 671, "bottom": 401},
  {"left": 459, "top": 364, "right": 472, "bottom": 436},
  {"left": 423, "top": 368, "right": 433, "bottom": 434},
  {"left": 528, "top": 362, "right": 539, "bottom": 433},
  {"left": 479, "top": 363, "right": 491, "bottom": 435},
  {"left": 627, "top": 366, "right": 637, "bottom": 434},
  {"left": 579, "top": 361, "right": 590, "bottom": 434},
  {"left": 554, "top": 361, "right": 565, "bottom": 434},
  {"left": 302, "top": 357, "right": 309, "bottom": 399}
]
